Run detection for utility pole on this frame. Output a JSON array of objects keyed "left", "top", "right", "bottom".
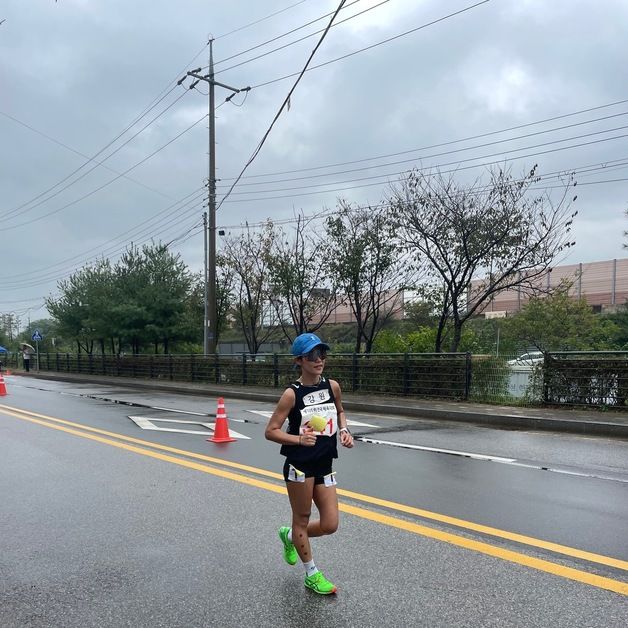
[
  {"left": 182, "top": 40, "right": 249, "bottom": 355},
  {"left": 203, "top": 211, "right": 208, "bottom": 353}
]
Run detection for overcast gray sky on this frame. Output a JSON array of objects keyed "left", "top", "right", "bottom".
[{"left": 1, "top": 0, "right": 627, "bottom": 328}]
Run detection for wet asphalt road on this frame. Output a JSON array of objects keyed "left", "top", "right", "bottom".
[{"left": 1, "top": 377, "right": 627, "bottom": 627}]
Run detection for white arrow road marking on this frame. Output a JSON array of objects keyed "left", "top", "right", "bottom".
[
  {"left": 248, "top": 409, "right": 377, "bottom": 428},
  {"left": 128, "top": 416, "right": 250, "bottom": 439}
]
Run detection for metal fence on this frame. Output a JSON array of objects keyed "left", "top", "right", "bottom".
[
  {"left": 543, "top": 352, "right": 628, "bottom": 406},
  {"left": 34, "top": 352, "right": 472, "bottom": 400},
  {"left": 21, "top": 351, "right": 628, "bottom": 408}
]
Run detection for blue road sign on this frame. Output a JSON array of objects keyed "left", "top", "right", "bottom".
[{"left": 32, "top": 330, "right": 43, "bottom": 342}]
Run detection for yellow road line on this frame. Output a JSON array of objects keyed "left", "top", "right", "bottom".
[
  {"left": 0, "top": 403, "right": 281, "bottom": 478},
  {"left": 2, "top": 403, "right": 626, "bottom": 572},
  {"left": 2, "top": 403, "right": 628, "bottom": 594}
]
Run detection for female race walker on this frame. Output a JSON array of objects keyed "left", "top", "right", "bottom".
[{"left": 265, "top": 332, "right": 353, "bottom": 595}]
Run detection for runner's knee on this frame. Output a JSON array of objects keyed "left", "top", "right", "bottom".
[
  {"left": 320, "top": 517, "right": 338, "bottom": 535},
  {"left": 292, "top": 511, "right": 311, "bottom": 528}
]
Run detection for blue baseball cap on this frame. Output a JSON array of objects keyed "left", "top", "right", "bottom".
[{"left": 291, "top": 333, "right": 330, "bottom": 357}]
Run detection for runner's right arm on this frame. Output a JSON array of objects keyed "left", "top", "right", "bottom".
[{"left": 265, "top": 388, "right": 316, "bottom": 447}]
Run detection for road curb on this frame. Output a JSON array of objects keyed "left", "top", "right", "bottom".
[{"left": 16, "top": 372, "right": 628, "bottom": 439}]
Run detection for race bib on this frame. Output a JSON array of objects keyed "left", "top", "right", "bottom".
[
  {"left": 299, "top": 402, "right": 337, "bottom": 436},
  {"left": 287, "top": 465, "right": 305, "bottom": 482}
]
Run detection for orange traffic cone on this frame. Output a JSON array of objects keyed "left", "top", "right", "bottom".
[
  {"left": 209, "top": 397, "right": 236, "bottom": 443},
  {"left": 0, "top": 374, "right": 7, "bottom": 396}
]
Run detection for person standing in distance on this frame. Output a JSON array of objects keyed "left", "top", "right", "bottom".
[
  {"left": 22, "top": 347, "right": 31, "bottom": 373},
  {"left": 265, "top": 333, "right": 353, "bottom": 595}
]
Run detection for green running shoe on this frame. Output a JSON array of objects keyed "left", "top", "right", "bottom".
[
  {"left": 278, "top": 526, "right": 298, "bottom": 566},
  {"left": 304, "top": 571, "right": 337, "bottom": 595}
]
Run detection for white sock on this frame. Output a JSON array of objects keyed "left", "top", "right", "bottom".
[
  {"left": 287, "top": 528, "right": 293, "bottom": 543},
  {"left": 303, "top": 559, "right": 319, "bottom": 578}
]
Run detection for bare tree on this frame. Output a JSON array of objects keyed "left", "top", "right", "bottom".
[
  {"left": 389, "top": 166, "right": 577, "bottom": 352},
  {"left": 215, "top": 258, "right": 236, "bottom": 344},
  {"left": 325, "top": 200, "right": 414, "bottom": 353},
  {"left": 266, "top": 211, "right": 337, "bottom": 341},
  {"left": 219, "top": 222, "right": 276, "bottom": 355}
]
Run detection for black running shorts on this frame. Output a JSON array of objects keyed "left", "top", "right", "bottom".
[{"left": 283, "top": 457, "right": 334, "bottom": 485}]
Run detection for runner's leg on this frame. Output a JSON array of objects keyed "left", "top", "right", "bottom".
[
  {"left": 286, "top": 477, "right": 315, "bottom": 562},
  {"left": 308, "top": 483, "right": 339, "bottom": 538}
]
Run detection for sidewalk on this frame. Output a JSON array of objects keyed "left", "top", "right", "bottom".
[{"left": 11, "top": 370, "right": 628, "bottom": 439}]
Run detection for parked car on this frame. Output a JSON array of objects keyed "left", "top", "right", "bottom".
[{"left": 507, "top": 351, "right": 544, "bottom": 367}]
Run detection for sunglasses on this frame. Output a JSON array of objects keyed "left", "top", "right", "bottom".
[{"left": 303, "top": 347, "right": 327, "bottom": 362}]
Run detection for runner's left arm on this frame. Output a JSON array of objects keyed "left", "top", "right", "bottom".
[{"left": 331, "top": 379, "right": 353, "bottom": 449}]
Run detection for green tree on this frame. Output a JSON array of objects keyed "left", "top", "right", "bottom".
[
  {"left": 47, "top": 243, "right": 195, "bottom": 355},
  {"left": 373, "top": 326, "right": 480, "bottom": 353},
  {"left": 113, "top": 243, "right": 192, "bottom": 354},
  {"left": 502, "top": 291, "right": 618, "bottom": 352},
  {"left": 403, "top": 297, "right": 437, "bottom": 328},
  {"left": 46, "top": 261, "right": 112, "bottom": 353},
  {"left": 390, "top": 166, "right": 578, "bottom": 352},
  {"left": 17, "top": 318, "right": 60, "bottom": 353},
  {"left": 600, "top": 303, "right": 628, "bottom": 349}
]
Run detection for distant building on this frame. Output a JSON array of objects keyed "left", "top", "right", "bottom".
[{"left": 471, "top": 258, "right": 628, "bottom": 317}]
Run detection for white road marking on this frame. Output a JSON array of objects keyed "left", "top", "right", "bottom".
[
  {"left": 248, "top": 409, "right": 377, "bottom": 428},
  {"left": 128, "top": 416, "right": 250, "bottom": 439},
  {"left": 347, "top": 419, "right": 379, "bottom": 427},
  {"left": 358, "top": 437, "right": 628, "bottom": 483},
  {"left": 147, "top": 404, "right": 247, "bottom": 422},
  {"left": 151, "top": 405, "right": 208, "bottom": 416},
  {"left": 357, "top": 437, "right": 516, "bottom": 462}
]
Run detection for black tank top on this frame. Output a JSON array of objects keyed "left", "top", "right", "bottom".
[{"left": 280, "top": 377, "right": 339, "bottom": 463}]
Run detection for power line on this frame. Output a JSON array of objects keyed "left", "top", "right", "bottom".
[
  {"left": 215, "top": 0, "right": 391, "bottom": 75},
  {"left": 0, "top": 109, "right": 176, "bottom": 202},
  {"left": 249, "top": 0, "right": 492, "bottom": 89},
  {"left": 215, "top": 0, "right": 312, "bottom": 40},
  {"left": 220, "top": 99, "right": 628, "bottom": 182},
  {"left": 1, "top": 91, "right": 190, "bottom": 224},
  {"left": 7, "top": 105, "right": 622, "bottom": 281},
  {"left": 0, "top": 187, "right": 208, "bottom": 283},
  {"left": 0, "top": 87, "right": 185, "bottom": 222},
  {"left": 216, "top": 132, "right": 628, "bottom": 204},
  {"left": 9, "top": 152, "right": 623, "bottom": 288},
  {"left": 216, "top": 0, "right": 349, "bottom": 212},
  {"left": 0, "top": 196, "right": 207, "bottom": 290},
  {"left": 0, "top": 41, "right": 212, "bottom": 222},
  {"left": 216, "top": 111, "right": 628, "bottom": 191},
  {"left": 216, "top": 168, "right": 624, "bottom": 232},
  {"left": 214, "top": 0, "right": 363, "bottom": 66},
  {"left": 0, "top": 113, "right": 208, "bottom": 232},
  {"left": 0, "top": 99, "right": 233, "bottom": 284},
  {"left": 215, "top": 125, "right": 628, "bottom": 200}
]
